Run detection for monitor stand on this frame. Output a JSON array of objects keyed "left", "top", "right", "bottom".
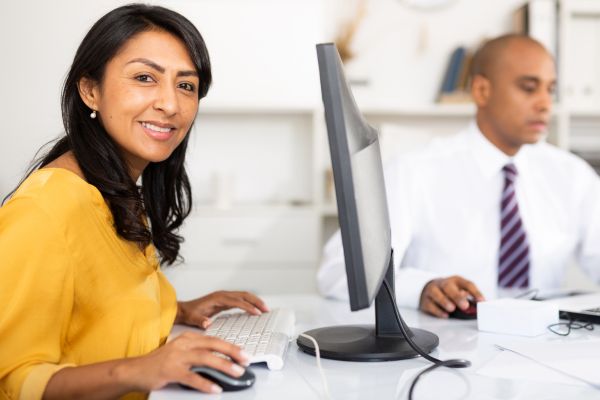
[{"left": 297, "top": 251, "right": 439, "bottom": 361}]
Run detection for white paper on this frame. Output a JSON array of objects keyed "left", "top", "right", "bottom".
[{"left": 477, "top": 339, "right": 600, "bottom": 390}]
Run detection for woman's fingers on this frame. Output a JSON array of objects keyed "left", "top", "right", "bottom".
[
  {"left": 186, "top": 314, "right": 211, "bottom": 329},
  {"left": 178, "top": 370, "right": 223, "bottom": 394},
  {"left": 177, "top": 332, "right": 250, "bottom": 366},
  {"left": 236, "top": 291, "right": 270, "bottom": 312},
  {"left": 187, "top": 349, "right": 247, "bottom": 377},
  {"left": 210, "top": 291, "right": 269, "bottom": 315},
  {"left": 220, "top": 296, "right": 264, "bottom": 315}
]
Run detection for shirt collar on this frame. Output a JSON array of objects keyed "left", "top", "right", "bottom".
[{"left": 467, "top": 121, "right": 530, "bottom": 179}]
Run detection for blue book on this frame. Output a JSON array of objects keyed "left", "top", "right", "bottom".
[{"left": 439, "top": 46, "right": 466, "bottom": 95}]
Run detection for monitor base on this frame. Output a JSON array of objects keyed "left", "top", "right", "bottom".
[{"left": 297, "top": 324, "right": 439, "bottom": 362}]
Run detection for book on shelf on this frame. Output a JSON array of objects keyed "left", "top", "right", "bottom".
[
  {"left": 437, "top": 46, "right": 473, "bottom": 104},
  {"left": 513, "top": 0, "right": 557, "bottom": 56}
]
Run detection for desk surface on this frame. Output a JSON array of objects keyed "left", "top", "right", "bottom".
[{"left": 150, "top": 294, "right": 600, "bottom": 400}]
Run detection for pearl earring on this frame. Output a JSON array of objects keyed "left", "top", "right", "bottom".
[{"left": 90, "top": 110, "right": 97, "bottom": 119}]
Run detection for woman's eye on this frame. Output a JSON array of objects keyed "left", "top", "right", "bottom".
[
  {"left": 178, "top": 82, "right": 195, "bottom": 92},
  {"left": 135, "top": 74, "right": 154, "bottom": 83}
]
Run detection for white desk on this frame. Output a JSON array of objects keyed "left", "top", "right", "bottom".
[{"left": 151, "top": 294, "right": 600, "bottom": 399}]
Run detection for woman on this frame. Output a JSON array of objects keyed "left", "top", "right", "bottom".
[{"left": 0, "top": 4, "right": 268, "bottom": 399}]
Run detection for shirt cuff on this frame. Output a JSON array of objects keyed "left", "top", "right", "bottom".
[
  {"left": 394, "top": 267, "right": 439, "bottom": 309},
  {"left": 19, "top": 363, "right": 76, "bottom": 400}
]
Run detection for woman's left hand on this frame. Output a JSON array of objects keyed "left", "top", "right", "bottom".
[{"left": 176, "top": 291, "right": 270, "bottom": 329}]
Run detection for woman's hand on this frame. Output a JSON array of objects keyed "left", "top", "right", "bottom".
[
  {"left": 176, "top": 290, "right": 270, "bottom": 328},
  {"left": 122, "top": 331, "right": 249, "bottom": 394},
  {"left": 44, "top": 332, "right": 249, "bottom": 398}
]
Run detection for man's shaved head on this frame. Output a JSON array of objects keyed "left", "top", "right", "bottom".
[
  {"left": 471, "top": 34, "right": 550, "bottom": 81},
  {"left": 470, "top": 33, "right": 556, "bottom": 156}
]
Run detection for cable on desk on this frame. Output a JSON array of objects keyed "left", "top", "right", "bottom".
[
  {"left": 297, "top": 332, "right": 333, "bottom": 400},
  {"left": 404, "top": 359, "right": 471, "bottom": 400},
  {"left": 382, "top": 280, "right": 471, "bottom": 400},
  {"left": 513, "top": 290, "right": 595, "bottom": 337},
  {"left": 547, "top": 318, "right": 594, "bottom": 336}
]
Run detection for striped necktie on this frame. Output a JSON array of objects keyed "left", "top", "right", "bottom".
[{"left": 498, "top": 163, "right": 530, "bottom": 288}]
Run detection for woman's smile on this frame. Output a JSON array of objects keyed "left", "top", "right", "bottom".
[{"left": 140, "top": 121, "right": 177, "bottom": 141}]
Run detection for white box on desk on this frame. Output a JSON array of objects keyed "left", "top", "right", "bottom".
[{"left": 477, "top": 298, "right": 558, "bottom": 337}]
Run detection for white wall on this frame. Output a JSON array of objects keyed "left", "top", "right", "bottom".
[
  {"left": 0, "top": 0, "right": 324, "bottom": 199},
  {"left": 0, "top": 0, "right": 125, "bottom": 196},
  {"left": 324, "top": 0, "right": 527, "bottom": 107},
  {"left": 0, "top": 0, "right": 527, "bottom": 198}
]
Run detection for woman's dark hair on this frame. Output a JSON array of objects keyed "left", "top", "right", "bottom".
[{"left": 7, "top": 4, "right": 211, "bottom": 265}]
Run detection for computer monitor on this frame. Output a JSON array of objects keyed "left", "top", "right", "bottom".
[{"left": 296, "top": 43, "right": 439, "bottom": 361}]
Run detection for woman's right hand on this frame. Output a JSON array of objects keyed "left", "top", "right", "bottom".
[{"left": 122, "top": 331, "right": 249, "bottom": 394}]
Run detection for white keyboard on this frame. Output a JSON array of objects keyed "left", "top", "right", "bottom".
[{"left": 204, "top": 308, "right": 295, "bottom": 370}]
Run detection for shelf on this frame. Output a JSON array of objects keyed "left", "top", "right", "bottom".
[
  {"left": 198, "top": 103, "right": 317, "bottom": 115},
  {"left": 191, "top": 204, "right": 316, "bottom": 217},
  {"left": 568, "top": 108, "right": 600, "bottom": 118},
  {"left": 564, "top": 0, "right": 600, "bottom": 15},
  {"left": 182, "top": 0, "right": 600, "bottom": 282},
  {"left": 359, "top": 103, "right": 476, "bottom": 118},
  {"left": 195, "top": 101, "right": 593, "bottom": 119},
  {"left": 197, "top": 102, "right": 480, "bottom": 118},
  {"left": 319, "top": 204, "right": 338, "bottom": 217}
]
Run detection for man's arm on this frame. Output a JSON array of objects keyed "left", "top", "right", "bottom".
[
  {"left": 317, "top": 229, "right": 453, "bottom": 310},
  {"left": 574, "top": 163, "right": 600, "bottom": 283},
  {"left": 317, "top": 156, "right": 436, "bottom": 308}
]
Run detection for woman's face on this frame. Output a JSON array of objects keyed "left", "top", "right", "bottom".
[{"left": 82, "top": 29, "right": 200, "bottom": 178}]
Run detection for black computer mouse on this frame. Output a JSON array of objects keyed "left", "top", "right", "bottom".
[
  {"left": 180, "top": 365, "right": 256, "bottom": 392},
  {"left": 448, "top": 298, "right": 477, "bottom": 320}
]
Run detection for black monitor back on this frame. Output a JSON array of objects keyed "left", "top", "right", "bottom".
[{"left": 317, "top": 43, "right": 391, "bottom": 311}]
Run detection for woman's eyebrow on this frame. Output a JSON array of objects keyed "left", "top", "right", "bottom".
[{"left": 126, "top": 57, "right": 198, "bottom": 78}]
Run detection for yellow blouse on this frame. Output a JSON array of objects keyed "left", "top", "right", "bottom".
[{"left": 0, "top": 169, "right": 178, "bottom": 400}]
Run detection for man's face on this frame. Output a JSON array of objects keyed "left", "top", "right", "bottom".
[{"left": 477, "top": 41, "right": 556, "bottom": 155}]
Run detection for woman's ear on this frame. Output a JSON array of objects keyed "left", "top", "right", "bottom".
[
  {"left": 77, "top": 77, "right": 100, "bottom": 110},
  {"left": 470, "top": 74, "right": 491, "bottom": 108}
]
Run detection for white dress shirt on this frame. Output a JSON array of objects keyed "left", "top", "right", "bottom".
[{"left": 318, "top": 123, "right": 600, "bottom": 308}]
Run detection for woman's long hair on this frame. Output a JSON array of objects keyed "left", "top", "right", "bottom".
[{"left": 5, "top": 4, "right": 211, "bottom": 265}]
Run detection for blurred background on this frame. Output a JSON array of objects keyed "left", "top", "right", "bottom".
[{"left": 1, "top": 0, "right": 599, "bottom": 296}]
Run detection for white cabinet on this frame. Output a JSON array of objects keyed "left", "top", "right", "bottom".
[
  {"left": 167, "top": 0, "right": 600, "bottom": 296},
  {"left": 177, "top": 103, "right": 480, "bottom": 295},
  {"left": 559, "top": 0, "right": 600, "bottom": 112},
  {"left": 558, "top": 0, "right": 600, "bottom": 153},
  {"left": 179, "top": 207, "right": 319, "bottom": 267},
  {"left": 161, "top": 0, "right": 326, "bottom": 295},
  {"left": 170, "top": 206, "right": 320, "bottom": 297}
]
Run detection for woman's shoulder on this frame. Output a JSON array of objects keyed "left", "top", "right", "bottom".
[{"left": 6, "top": 168, "right": 107, "bottom": 221}]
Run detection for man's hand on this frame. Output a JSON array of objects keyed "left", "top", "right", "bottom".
[{"left": 419, "top": 275, "right": 485, "bottom": 318}]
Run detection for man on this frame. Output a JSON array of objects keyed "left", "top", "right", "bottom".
[{"left": 317, "top": 34, "right": 600, "bottom": 318}]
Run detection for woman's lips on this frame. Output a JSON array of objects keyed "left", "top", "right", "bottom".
[{"left": 140, "top": 121, "right": 175, "bottom": 141}]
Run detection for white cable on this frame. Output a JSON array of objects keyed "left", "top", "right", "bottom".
[{"left": 298, "top": 333, "right": 333, "bottom": 400}]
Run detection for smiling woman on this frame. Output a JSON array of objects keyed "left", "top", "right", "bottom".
[
  {"left": 78, "top": 30, "right": 201, "bottom": 180},
  {"left": 0, "top": 4, "right": 268, "bottom": 400}
]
